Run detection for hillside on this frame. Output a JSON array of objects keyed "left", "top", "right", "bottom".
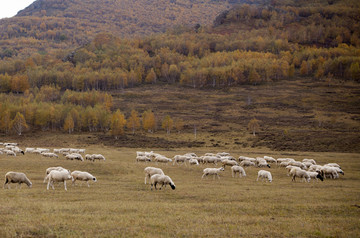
[{"left": 0, "top": 0, "right": 244, "bottom": 58}]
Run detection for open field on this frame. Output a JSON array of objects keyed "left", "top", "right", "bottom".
[{"left": 1, "top": 144, "right": 359, "bottom": 237}]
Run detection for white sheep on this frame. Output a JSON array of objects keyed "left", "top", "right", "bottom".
[
  {"left": 65, "top": 153, "right": 84, "bottom": 161},
  {"left": 306, "top": 171, "right": 324, "bottom": 181},
  {"left": 4, "top": 172, "right": 32, "bottom": 189},
  {"left": 240, "top": 160, "right": 256, "bottom": 167},
  {"left": 201, "top": 167, "right": 225, "bottom": 180},
  {"left": 173, "top": 155, "right": 190, "bottom": 166},
  {"left": 288, "top": 161, "right": 307, "bottom": 170},
  {"left": 41, "top": 152, "right": 59, "bottom": 158},
  {"left": 221, "top": 159, "right": 238, "bottom": 168},
  {"left": 320, "top": 166, "right": 340, "bottom": 179},
  {"left": 150, "top": 174, "right": 176, "bottom": 190},
  {"left": 144, "top": 167, "right": 165, "bottom": 184},
  {"left": 92, "top": 154, "right": 106, "bottom": 162},
  {"left": 25, "top": 148, "right": 35, "bottom": 153},
  {"left": 154, "top": 155, "right": 172, "bottom": 164},
  {"left": 290, "top": 167, "right": 310, "bottom": 182},
  {"left": 256, "top": 170, "right": 272, "bottom": 182},
  {"left": 231, "top": 165, "right": 246, "bottom": 178},
  {"left": 202, "top": 156, "right": 221, "bottom": 165},
  {"left": 256, "top": 158, "right": 271, "bottom": 168},
  {"left": 136, "top": 155, "right": 151, "bottom": 162},
  {"left": 264, "top": 156, "right": 277, "bottom": 164},
  {"left": 71, "top": 171, "right": 97, "bottom": 187},
  {"left": 308, "top": 164, "right": 323, "bottom": 172},
  {"left": 4, "top": 150, "right": 16, "bottom": 156},
  {"left": 238, "top": 156, "right": 256, "bottom": 162},
  {"left": 46, "top": 169, "right": 72, "bottom": 191},
  {"left": 302, "top": 158, "right": 316, "bottom": 165},
  {"left": 324, "top": 163, "right": 341, "bottom": 169},
  {"left": 189, "top": 158, "right": 199, "bottom": 166},
  {"left": 43, "top": 167, "right": 70, "bottom": 183}
]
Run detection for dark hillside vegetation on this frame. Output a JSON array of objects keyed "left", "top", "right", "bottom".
[{"left": 0, "top": 0, "right": 359, "bottom": 152}]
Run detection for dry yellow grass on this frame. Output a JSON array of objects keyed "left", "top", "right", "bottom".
[{"left": 0, "top": 145, "right": 359, "bottom": 237}]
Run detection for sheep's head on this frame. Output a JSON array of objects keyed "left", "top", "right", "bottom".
[
  {"left": 316, "top": 172, "right": 324, "bottom": 181},
  {"left": 219, "top": 167, "right": 225, "bottom": 171},
  {"left": 28, "top": 182, "right": 32, "bottom": 188},
  {"left": 170, "top": 183, "right": 176, "bottom": 190},
  {"left": 267, "top": 164, "right": 271, "bottom": 168},
  {"left": 92, "top": 177, "right": 97, "bottom": 182}
]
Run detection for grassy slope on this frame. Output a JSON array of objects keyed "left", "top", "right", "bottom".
[{"left": 0, "top": 146, "right": 359, "bottom": 237}]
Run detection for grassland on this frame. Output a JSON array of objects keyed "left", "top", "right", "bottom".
[{"left": 0, "top": 143, "right": 359, "bottom": 237}]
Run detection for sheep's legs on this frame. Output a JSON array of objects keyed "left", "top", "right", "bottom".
[
  {"left": 217, "top": 174, "right": 220, "bottom": 179},
  {"left": 64, "top": 181, "right": 67, "bottom": 191}
]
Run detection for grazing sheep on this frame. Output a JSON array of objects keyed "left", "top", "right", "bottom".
[
  {"left": 324, "top": 163, "right": 341, "bottom": 169},
  {"left": 302, "top": 158, "right": 316, "bottom": 165},
  {"left": 256, "top": 158, "right": 271, "bottom": 168},
  {"left": 41, "top": 152, "right": 59, "bottom": 158},
  {"left": 189, "top": 158, "right": 199, "bottom": 166},
  {"left": 288, "top": 161, "right": 307, "bottom": 170},
  {"left": 150, "top": 174, "right": 176, "bottom": 190},
  {"left": 85, "top": 154, "right": 94, "bottom": 161},
  {"left": 144, "top": 167, "right": 165, "bottom": 184},
  {"left": 221, "top": 159, "right": 238, "bottom": 168},
  {"left": 231, "top": 166, "right": 246, "bottom": 178},
  {"left": 321, "top": 166, "right": 340, "bottom": 179},
  {"left": 37, "top": 148, "right": 50, "bottom": 153},
  {"left": 306, "top": 171, "right": 324, "bottom": 181},
  {"left": 136, "top": 155, "right": 151, "bottom": 162},
  {"left": 238, "top": 156, "right": 256, "bottom": 162},
  {"left": 65, "top": 153, "right": 84, "bottom": 161},
  {"left": 264, "top": 156, "right": 277, "bottom": 164},
  {"left": 173, "top": 155, "right": 190, "bottom": 166},
  {"left": 25, "top": 148, "right": 35, "bottom": 153},
  {"left": 92, "top": 154, "right": 106, "bottom": 162},
  {"left": 256, "top": 170, "right": 272, "bottom": 183},
  {"left": 279, "top": 161, "right": 290, "bottom": 167},
  {"left": 71, "top": 171, "right": 97, "bottom": 187},
  {"left": 46, "top": 170, "right": 72, "bottom": 191},
  {"left": 43, "top": 167, "right": 70, "bottom": 183},
  {"left": 154, "top": 155, "right": 172, "bottom": 164},
  {"left": 4, "top": 150, "right": 16, "bottom": 156},
  {"left": 201, "top": 167, "right": 225, "bottom": 180},
  {"left": 285, "top": 165, "right": 298, "bottom": 176},
  {"left": 308, "top": 165, "right": 323, "bottom": 172},
  {"left": 4, "top": 172, "right": 32, "bottom": 189},
  {"left": 290, "top": 167, "right": 310, "bottom": 182},
  {"left": 240, "top": 160, "right": 256, "bottom": 167},
  {"left": 11, "top": 147, "right": 24, "bottom": 155},
  {"left": 202, "top": 156, "right": 221, "bottom": 165}
]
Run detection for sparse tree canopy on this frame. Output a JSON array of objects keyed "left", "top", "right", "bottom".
[
  {"left": 162, "top": 115, "right": 174, "bottom": 134},
  {"left": 127, "top": 109, "right": 140, "bottom": 134},
  {"left": 142, "top": 110, "right": 156, "bottom": 133},
  {"left": 110, "top": 109, "right": 126, "bottom": 139},
  {"left": 11, "top": 112, "right": 28, "bottom": 135},
  {"left": 63, "top": 113, "right": 74, "bottom": 134},
  {"left": 248, "top": 118, "right": 260, "bottom": 136}
]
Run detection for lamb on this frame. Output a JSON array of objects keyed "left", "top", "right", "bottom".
[
  {"left": 43, "top": 167, "right": 70, "bottom": 183},
  {"left": 150, "top": 174, "right": 176, "bottom": 190},
  {"left": 231, "top": 165, "right": 246, "bottom": 178},
  {"left": 144, "top": 167, "right": 165, "bottom": 184},
  {"left": 290, "top": 167, "right": 310, "bottom": 182},
  {"left": 256, "top": 170, "right": 272, "bottom": 183},
  {"left": 71, "top": 171, "right": 97, "bottom": 187},
  {"left": 201, "top": 167, "right": 225, "bottom": 180},
  {"left": 46, "top": 169, "right": 72, "bottom": 191},
  {"left": 221, "top": 159, "right": 238, "bottom": 168},
  {"left": 189, "top": 158, "right": 199, "bottom": 166},
  {"left": 4, "top": 172, "right": 32, "bottom": 189},
  {"left": 306, "top": 171, "right": 324, "bottom": 181}
]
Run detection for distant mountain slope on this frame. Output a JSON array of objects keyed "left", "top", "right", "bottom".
[{"left": 0, "top": 0, "right": 246, "bottom": 58}]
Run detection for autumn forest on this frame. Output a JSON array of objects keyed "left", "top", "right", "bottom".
[{"left": 0, "top": 0, "right": 359, "bottom": 143}]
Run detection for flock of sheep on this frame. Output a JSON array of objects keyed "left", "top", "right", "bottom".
[
  {"left": 1, "top": 141, "right": 344, "bottom": 191},
  {"left": 1, "top": 142, "right": 104, "bottom": 190},
  {"left": 137, "top": 151, "right": 345, "bottom": 190}
]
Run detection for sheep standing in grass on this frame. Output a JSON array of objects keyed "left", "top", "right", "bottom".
[
  {"left": 307, "top": 171, "right": 324, "bottom": 181},
  {"left": 46, "top": 169, "right": 72, "bottom": 191},
  {"left": 150, "top": 174, "right": 176, "bottom": 190},
  {"left": 4, "top": 172, "right": 32, "bottom": 189},
  {"left": 144, "top": 167, "right": 165, "bottom": 184},
  {"left": 290, "top": 167, "right": 310, "bottom": 182},
  {"left": 221, "top": 159, "right": 238, "bottom": 168},
  {"left": 92, "top": 154, "right": 106, "bottom": 162},
  {"left": 321, "top": 166, "right": 340, "bottom": 179},
  {"left": 231, "top": 166, "right": 246, "bottom": 178},
  {"left": 240, "top": 160, "right": 256, "bottom": 167},
  {"left": 4, "top": 150, "right": 16, "bottom": 156},
  {"left": 189, "top": 158, "right": 199, "bottom": 166},
  {"left": 173, "top": 155, "right": 190, "bottom": 166},
  {"left": 136, "top": 155, "right": 151, "bottom": 162},
  {"left": 201, "top": 167, "right": 225, "bottom": 180},
  {"left": 43, "top": 167, "right": 70, "bottom": 183},
  {"left": 71, "top": 171, "right": 97, "bottom": 187},
  {"left": 256, "top": 170, "right": 272, "bottom": 183},
  {"left": 154, "top": 155, "right": 172, "bottom": 164}
]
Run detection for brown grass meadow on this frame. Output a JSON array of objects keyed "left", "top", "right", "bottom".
[{"left": 1, "top": 143, "right": 360, "bottom": 237}]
